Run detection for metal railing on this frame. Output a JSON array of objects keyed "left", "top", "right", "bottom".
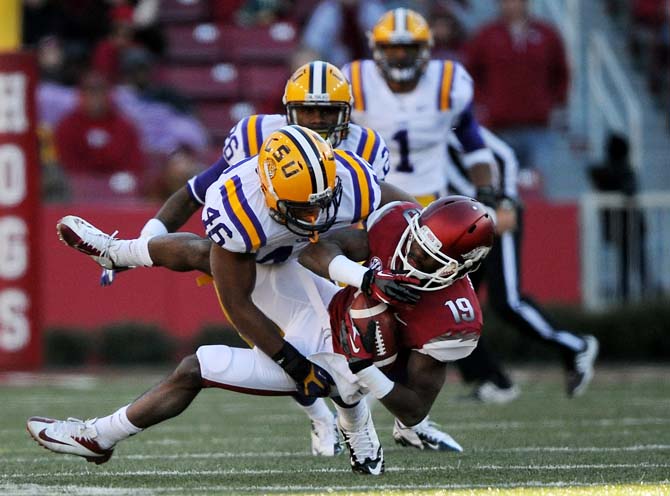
[
  {"left": 587, "top": 31, "right": 644, "bottom": 171},
  {"left": 535, "top": 0, "right": 644, "bottom": 171},
  {"left": 580, "top": 192, "right": 670, "bottom": 309},
  {"left": 534, "top": 0, "right": 585, "bottom": 131}
]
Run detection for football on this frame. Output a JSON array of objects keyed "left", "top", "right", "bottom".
[{"left": 348, "top": 291, "right": 399, "bottom": 370}]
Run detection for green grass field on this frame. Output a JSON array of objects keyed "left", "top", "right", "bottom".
[{"left": 1, "top": 365, "right": 669, "bottom": 495}]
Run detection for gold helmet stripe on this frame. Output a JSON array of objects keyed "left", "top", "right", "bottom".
[{"left": 279, "top": 126, "right": 327, "bottom": 193}]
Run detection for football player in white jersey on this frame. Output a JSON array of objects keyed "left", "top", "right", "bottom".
[
  {"left": 54, "top": 60, "right": 469, "bottom": 456},
  {"left": 341, "top": 8, "right": 500, "bottom": 211},
  {"left": 28, "top": 126, "right": 420, "bottom": 475},
  {"left": 134, "top": 60, "right": 399, "bottom": 249},
  {"left": 52, "top": 62, "right": 417, "bottom": 459}
]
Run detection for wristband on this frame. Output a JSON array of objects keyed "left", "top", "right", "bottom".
[
  {"left": 356, "top": 365, "right": 395, "bottom": 399},
  {"left": 140, "top": 218, "right": 169, "bottom": 239},
  {"left": 328, "top": 255, "right": 369, "bottom": 288}
]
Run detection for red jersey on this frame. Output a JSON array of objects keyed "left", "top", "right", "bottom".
[
  {"left": 329, "top": 202, "right": 482, "bottom": 362},
  {"left": 465, "top": 19, "right": 569, "bottom": 129},
  {"left": 55, "top": 106, "right": 145, "bottom": 176}
]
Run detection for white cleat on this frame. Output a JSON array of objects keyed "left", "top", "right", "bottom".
[
  {"left": 26, "top": 416, "right": 114, "bottom": 464},
  {"left": 337, "top": 411, "right": 384, "bottom": 475},
  {"left": 311, "top": 415, "right": 343, "bottom": 456},
  {"left": 473, "top": 381, "right": 521, "bottom": 404},
  {"left": 393, "top": 416, "right": 463, "bottom": 452},
  {"left": 567, "top": 335, "right": 599, "bottom": 397},
  {"left": 56, "top": 215, "right": 119, "bottom": 269}
]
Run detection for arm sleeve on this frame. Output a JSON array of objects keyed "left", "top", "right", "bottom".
[
  {"left": 187, "top": 156, "right": 229, "bottom": 205},
  {"left": 453, "top": 103, "right": 495, "bottom": 168}
]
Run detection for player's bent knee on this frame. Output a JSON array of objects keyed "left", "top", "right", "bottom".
[{"left": 172, "top": 354, "right": 203, "bottom": 389}]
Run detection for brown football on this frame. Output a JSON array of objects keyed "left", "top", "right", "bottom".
[{"left": 349, "top": 291, "right": 398, "bottom": 370}]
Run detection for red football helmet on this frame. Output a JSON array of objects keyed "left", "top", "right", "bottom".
[{"left": 392, "top": 196, "right": 495, "bottom": 291}]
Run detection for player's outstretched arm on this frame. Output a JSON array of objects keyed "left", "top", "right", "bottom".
[
  {"left": 141, "top": 186, "right": 202, "bottom": 238},
  {"left": 210, "top": 244, "right": 332, "bottom": 398},
  {"left": 298, "top": 228, "right": 370, "bottom": 278}
]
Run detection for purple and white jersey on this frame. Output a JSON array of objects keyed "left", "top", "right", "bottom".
[
  {"left": 188, "top": 114, "right": 389, "bottom": 205},
  {"left": 202, "top": 149, "right": 381, "bottom": 264},
  {"left": 342, "top": 59, "right": 494, "bottom": 197}
]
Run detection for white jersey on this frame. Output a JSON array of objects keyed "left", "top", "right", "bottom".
[
  {"left": 202, "top": 149, "right": 381, "bottom": 264},
  {"left": 188, "top": 114, "right": 389, "bottom": 204},
  {"left": 342, "top": 59, "right": 493, "bottom": 198}
]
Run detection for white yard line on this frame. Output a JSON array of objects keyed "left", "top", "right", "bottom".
[
  {"left": 150, "top": 416, "right": 670, "bottom": 434},
  {"left": 3, "top": 444, "right": 669, "bottom": 464},
  {"left": 2, "top": 480, "right": 669, "bottom": 496},
  {"left": 4, "top": 462, "right": 669, "bottom": 479}
]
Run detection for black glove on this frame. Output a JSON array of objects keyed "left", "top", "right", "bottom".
[
  {"left": 272, "top": 342, "right": 333, "bottom": 398},
  {"left": 361, "top": 268, "right": 421, "bottom": 306},
  {"left": 476, "top": 186, "right": 497, "bottom": 209}
]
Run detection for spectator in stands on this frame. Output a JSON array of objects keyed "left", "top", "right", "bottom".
[
  {"left": 297, "top": 0, "right": 386, "bottom": 68},
  {"left": 36, "top": 35, "right": 67, "bottom": 84},
  {"left": 131, "top": 0, "right": 166, "bottom": 57},
  {"left": 147, "top": 145, "right": 204, "bottom": 201},
  {"left": 430, "top": 3, "right": 468, "bottom": 61},
  {"left": 113, "top": 48, "right": 208, "bottom": 155},
  {"left": 92, "top": 4, "right": 137, "bottom": 84},
  {"left": 588, "top": 133, "right": 647, "bottom": 300},
  {"left": 120, "top": 47, "right": 192, "bottom": 115},
  {"left": 234, "top": 0, "right": 292, "bottom": 27},
  {"left": 54, "top": 71, "right": 146, "bottom": 192},
  {"left": 465, "top": 0, "right": 569, "bottom": 172}
]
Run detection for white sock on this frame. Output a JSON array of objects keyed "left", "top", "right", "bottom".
[
  {"left": 334, "top": 399, "right": 369, "bottom": 430},
  {"left": 109, "top": 238, "right": 153, "bottom": 267},
  {"left": 298, "top": 398, "right": 333, "bottom": 423},
  {"left": 94, "top": 405, "right": 143, "bottom": 449}
]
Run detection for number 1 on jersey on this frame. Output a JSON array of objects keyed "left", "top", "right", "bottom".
[{"left": 392, "top": 129, "right": 414, "bottom": 172}]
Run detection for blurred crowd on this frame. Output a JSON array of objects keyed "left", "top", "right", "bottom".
[{"left": 25, "top": 0, "right": 668, "bottom": 204}]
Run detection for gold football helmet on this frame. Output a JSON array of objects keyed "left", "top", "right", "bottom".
[
  {"left": 283, "top": 61, "right": 353, "bottom": 147},
  {"left": 369, "top": 8, "right": 433, "bottom": 84},
  {"left": 258, "top": 125, "right": 342, "bottom": 240}
]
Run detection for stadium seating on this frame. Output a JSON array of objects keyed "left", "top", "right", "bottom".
[
  {"left": 164, "top": 23, "right": 223, "bottom": 62},
  {"left": 218, "top": 22, "right": 299, "bottom": 64},
  {"left": 157, "top": 63, "right": 240, "bottom": 100},
  {"left": 158, "top": 0, "right": 210, "bottom": 24},
  {"left": 196, "top": 101, "right": 258, "bottom": 143},
  {"left": 239, "top": 65, "right": 290, "bottom": 102}
]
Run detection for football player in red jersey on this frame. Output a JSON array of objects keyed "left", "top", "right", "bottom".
[{"left": 299, "top": 196, "right": 495, "bottom": 435}]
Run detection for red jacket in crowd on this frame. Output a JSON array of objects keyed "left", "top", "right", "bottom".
[
  {"left": 55, "top": 105, "right": 145, "bottom": 176},
  {"left": 465, "top": 18, "right": 569, "bottom": 130}
]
